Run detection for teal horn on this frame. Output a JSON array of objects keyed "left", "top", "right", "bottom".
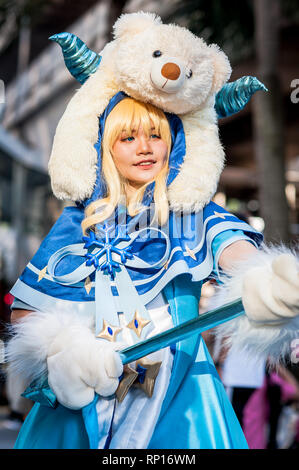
[
  {"left": 215, "top": 76, "right": 268, "bottom": 119},
  {"left": 49, "top": 32, "right": 102, "bottom": 84}
]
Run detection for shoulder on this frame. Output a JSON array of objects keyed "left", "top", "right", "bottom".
[{"left": 29, "top": 205, "right": 85, "bottom": 269}]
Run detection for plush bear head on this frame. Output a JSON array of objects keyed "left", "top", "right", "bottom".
[
  {"left": 48, "top": 12, "right": 232, "bottom": 212},
  {"left": 110, "top": 12, "right": 231, "bottom": 115}
]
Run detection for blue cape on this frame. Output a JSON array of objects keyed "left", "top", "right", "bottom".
[{"left": 12, "top": 201, "right": 262, "bottom": 310}]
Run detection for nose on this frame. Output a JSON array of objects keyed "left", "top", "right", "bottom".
[
  {"left": 137, "top": 135, "right": 152, "bottom": 154},
  {"left": 161, "top": 62, "right": 181, "bottom": 81}
]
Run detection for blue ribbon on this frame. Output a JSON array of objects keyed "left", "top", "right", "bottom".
[{"left": 47, "top": 226, "right": 171, "bottom": 343}]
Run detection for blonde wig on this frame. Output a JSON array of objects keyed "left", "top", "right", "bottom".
[{"left": 81, "top": 98, "right": 172, "bottom": 235}]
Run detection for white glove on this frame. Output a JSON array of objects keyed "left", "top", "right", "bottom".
[
  {"left": 242, "top": 253, "right": 299, "bottom": 326},
  {"left": 47, "top": 330, "right": 123, "bottom": 410},
  {"left": 6, "top": 308, "right": 125, "bottom": 410}
]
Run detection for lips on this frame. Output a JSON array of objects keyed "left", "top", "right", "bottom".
[{"left": 133, "top": 159, "right": 156, "bottom": 167}]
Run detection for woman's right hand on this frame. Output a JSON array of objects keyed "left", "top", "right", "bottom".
[
  {"left": 10, "top": 309, "right": 124, "bottom": 410},
  {"left": 47, "top": 335, "right": 123, "bottom": 410}
]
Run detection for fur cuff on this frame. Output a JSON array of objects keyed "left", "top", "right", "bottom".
[
  {"left": 6, "top": 305, "right": 95, "bottom": 387},
  {"left": 213, "top": 244, "right": 299, "bottom": 366}
]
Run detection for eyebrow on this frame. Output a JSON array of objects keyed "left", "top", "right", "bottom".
[{"left": 120, "top": 126, "right": 157, "bottom": 133}]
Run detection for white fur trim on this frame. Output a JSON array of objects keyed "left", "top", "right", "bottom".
[
  {"left": 168, "top": 98, "right": 224, "bottom": 212},
  {"left": 213, "top": 244, "right": 299, "bottom": 366},
  {"left": 6, "top": 305, "right": 124, "bottom": 408},
  {"left": 48, "top": 54, "right": 119, "bottom": 201},
  {"left": 6, "top": 306, "right": 95, "bottom": 386}
]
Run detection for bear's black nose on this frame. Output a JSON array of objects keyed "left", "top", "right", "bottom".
[{"left": 161, "top": 63, "right": 181, "bottom": 81}]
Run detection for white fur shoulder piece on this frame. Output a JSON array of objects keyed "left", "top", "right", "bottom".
[
  {"left": 169, "top": 100, "right": 224, "bottom": 212},
  {"left": 48, "top": 56, "right": 119, "bottom": 202}
]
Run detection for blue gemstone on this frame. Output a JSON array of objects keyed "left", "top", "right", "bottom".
[
  {"left": 136, "top": 364, "right": 147, "bottom": 384},
  {"left": 107, "top": 327, "right": 113, "bottom": 336},
  {"left": 134, "top": 319, "right": 138, "bottom": 329}
]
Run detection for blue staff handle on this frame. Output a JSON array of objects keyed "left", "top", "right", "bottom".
[
  {"left": 119, "top": 298, "right": 245, "bottom": 364},
  {"left": 20, "top": 299, "right": 245, "bottom": 407}
]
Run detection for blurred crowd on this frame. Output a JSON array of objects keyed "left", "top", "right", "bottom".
[
  {"left": 201, "top": 280, "right": 299, "bottom": 450},
  {"left": 0, "top": 286, "right": 33, "bottom": 433}
]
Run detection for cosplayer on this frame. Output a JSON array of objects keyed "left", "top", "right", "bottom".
[{"left": 6, "top": 12, "right": 299, "bottom": 449}]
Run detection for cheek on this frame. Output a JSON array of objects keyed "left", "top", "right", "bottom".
[
  {"left": 113, "top": 144, "right": 130, "bottom": 168},
  {"left": 155, "top": 142, "right": 168, "bottom": 163},
  {"left": 112, "top": 143, "right": 138, "bottom": 180}
]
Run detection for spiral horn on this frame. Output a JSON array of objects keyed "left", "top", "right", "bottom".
[
  {"left": 49, "top": 32, "right": 102, "bottom": 84},
  {"left": 215, "top": 76, "right": 268, "bottom": 119}
]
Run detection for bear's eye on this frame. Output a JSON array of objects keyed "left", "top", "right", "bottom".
[
  {"left": 153, "top": 50, "right": 162, "bottom": 58},
  {"left": 186, "top": 69, "right": 193, "bottom": 79}
]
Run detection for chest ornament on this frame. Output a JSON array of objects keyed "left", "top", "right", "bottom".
[{"left": 83, "top": 224, "right": 134, "bottom": 280}]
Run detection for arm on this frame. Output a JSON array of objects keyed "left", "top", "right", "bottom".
[
  {"left": 214, "top": 238, "right": 299, "bottom": 365},
  {"left": 218, "top": 240, "right": 299, "bottom": 324},
  {"left": 11, "top": 309, "right": 33, "bottom": 323},
  {"left": 218, "top": 240, "right": 258, "bottom": 272}
]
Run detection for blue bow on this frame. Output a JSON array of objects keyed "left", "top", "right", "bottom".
[{"left": 47, "top": 225, "right": 170, "bottom": 342}]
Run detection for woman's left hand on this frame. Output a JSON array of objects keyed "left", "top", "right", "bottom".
[{"left": 242, "top": 253, "right": 299, "bottom": 325}]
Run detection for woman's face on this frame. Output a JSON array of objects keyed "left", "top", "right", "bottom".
[{"left": 112, "top": 125, "right": 168, "bottom": 191}]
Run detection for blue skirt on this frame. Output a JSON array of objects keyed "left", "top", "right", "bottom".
[{"left": 14, "top": 338, "right": 248, "bottom": 450}]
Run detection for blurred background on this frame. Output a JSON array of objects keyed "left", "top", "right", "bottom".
[{"left": 0, "top": 0, "right": 298, "bottom": 449}]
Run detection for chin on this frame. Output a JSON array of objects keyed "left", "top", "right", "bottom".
[
  {"left": 132, "top": 174, "right": 157, "bottom": 186},
  {"left": 138, "top": 179, "right": 154, "bottom": 187}
]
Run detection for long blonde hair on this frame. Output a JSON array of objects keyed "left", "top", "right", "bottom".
[{"left": 81, "top": 98, "right": 172, "bottom": 235}]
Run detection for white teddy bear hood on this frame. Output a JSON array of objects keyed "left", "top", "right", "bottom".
[{"left": 48, "top": 11, "right": 232, "bottom": 212}]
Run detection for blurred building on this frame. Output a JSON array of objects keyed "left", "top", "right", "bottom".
[
  {"left": 0, "top": 0, "right": 110, "bottom": 287},
  {"left": 218, "top": 22, "right": 299, "bottom": 237},
  {"left": 0, "top": 0, "right": 174, "bottom": 287},
  {"left": 0, "top": 0, "right": 298, "bottom": 293}
]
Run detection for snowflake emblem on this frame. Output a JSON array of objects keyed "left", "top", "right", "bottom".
[{"left": 83, "top": 223, "right": 134, "bottom": 279}]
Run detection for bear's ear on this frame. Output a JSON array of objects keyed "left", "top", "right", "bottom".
[
  {"left": 113, "top": 11, "right": 162, "bottom": 39},
  {"left": 208, "top": 44, "right": 232, "bottom": 93}
]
